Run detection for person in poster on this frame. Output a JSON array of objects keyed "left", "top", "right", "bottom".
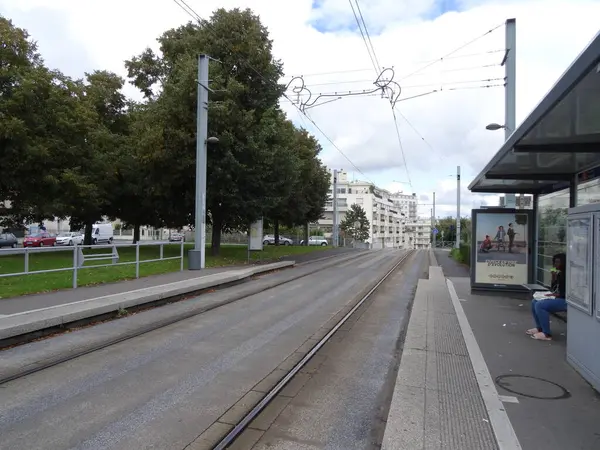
[{"left": 475, "top": 212, "right": 528, "bottom": 285}]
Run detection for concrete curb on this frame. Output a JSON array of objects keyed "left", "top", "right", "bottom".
[{"left": 0, "top": 261, "right": 294, "bottom": 341}]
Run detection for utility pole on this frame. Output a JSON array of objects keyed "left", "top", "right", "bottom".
[
  {"left": 504, "top": 19, "right": 517, "bottom": 208},
  {"left": 504, "top": 18, "right": 516, "bottom": 141},
  {"left": 332, "top": 169, "right": 338, "bottom": 248},
  {"left": 456, "top": 165, "right": 461, "bottom": 249},
  {"left": 432, "top": 192, "right": 436, "bottom": 249},
  {"left": 189, "top": 54, "right": 209, "bottom": 270}
]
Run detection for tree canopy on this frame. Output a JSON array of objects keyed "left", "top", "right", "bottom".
[
  {"left": 0, "top": 11, "right": 331, "bottom": 253},
  {"left": 340, "top": 204, "right": 370, "bottom": 242}
]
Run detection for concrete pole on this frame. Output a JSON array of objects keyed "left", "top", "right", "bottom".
[
  {"left": 504, "top": 18, "right": 516, "bottom": 141},
  {"left": 332, "top": 169, "right": 338, "bottom": 248},
  {"left": 432, "top": 192, "right": 436, "bottom": 249},
  {"left": 456, "top": 165, "right": 461, "bottom": 249},
  {"left": 189, "top": 54, "right": 209, "bottom": 270}
]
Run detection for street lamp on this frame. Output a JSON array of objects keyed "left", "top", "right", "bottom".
[{"left": 485, "top": 123, "right": 509, "bottom": 131}]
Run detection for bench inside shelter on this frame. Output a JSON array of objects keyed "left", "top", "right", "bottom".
[{"left": 522, "top": 283, "right": 568, "bottom": 323}]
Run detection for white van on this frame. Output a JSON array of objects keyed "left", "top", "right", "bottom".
[{"left": 92, "top": 223, "right": 114, "bottom": 245}]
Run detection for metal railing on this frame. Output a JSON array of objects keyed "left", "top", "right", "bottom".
[
  {"left": 0, "top": 240, "right": 185, "bottom": 289},
  {"left": 434, "top": 241, "right": 456, "bottom": 249}
]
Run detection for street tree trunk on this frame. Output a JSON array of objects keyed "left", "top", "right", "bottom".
[
  {"left": 133, "top": 223, "right": 141, "bottom": 244},
  {"left": 84, "top": 222, "right": 93, "bottom": 246},
  {"left": 274, "top": 219, "right": 280, "bottom": 246},
  {"left": 211, "top": 212, "right": 222, "bottom": 256},
  {"left": 303, "top": 223, "right": 309, "bottom": 246}
]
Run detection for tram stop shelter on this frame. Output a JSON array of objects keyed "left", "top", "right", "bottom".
[{"left": 468, "top": 30, "right": 600, "bottom": 392}]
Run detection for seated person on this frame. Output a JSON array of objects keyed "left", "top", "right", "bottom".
[
  {"left": 526, "top": 253, "right": 567, "bottom": 340},
  {"left": 480, "top": 235, "right": 492, "bottom": 252}
]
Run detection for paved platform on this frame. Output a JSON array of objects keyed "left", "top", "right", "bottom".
[
  {"left": 449, "top": 277, "right": 600, "bottom": 450},
  {"left": 382, "top": 260, "right": 507, "bottom": 450},
  {"left": 0, "top": 247, "right": 356, "bottom": 316}
]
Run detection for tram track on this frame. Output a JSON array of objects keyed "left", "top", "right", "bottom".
[
  {"left": 208, "top": 249, "right": 416, "bottom": 450},
  {"left": 0, "top": 249, "right": 382, "bottom": 386}
]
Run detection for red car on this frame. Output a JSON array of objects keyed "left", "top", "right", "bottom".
[{"left": 23, "top": 232, "right": 57, "bottom": 247}]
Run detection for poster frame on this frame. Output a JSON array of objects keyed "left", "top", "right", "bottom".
[
  {"left": 248, "top": 218, "right": 264, "bottom": 251},
  {"left": 565, "top": 211, "right": 594, "bottom": 315},
  {"left": 470, "top": 208, "right": 534, "bottom": 292}
]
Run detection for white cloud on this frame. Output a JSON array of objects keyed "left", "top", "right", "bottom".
[{"left": 2, "top": 0, "right": 599, "bottom": 218}]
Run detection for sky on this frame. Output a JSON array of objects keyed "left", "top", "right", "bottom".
[{"left": 2, "top": 0, "right": 599, "bottom": 219}]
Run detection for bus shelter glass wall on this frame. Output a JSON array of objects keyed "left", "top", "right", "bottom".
[
  {"left": 537, "top": 189, "right": 569, "bottom": 286},
  {"left": 536, "top": 177, "right": 600, "bottom": 287}
]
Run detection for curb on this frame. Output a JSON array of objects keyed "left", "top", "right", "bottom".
[{"left": 0, "top": 261, "right": 294, "bottom": 342}]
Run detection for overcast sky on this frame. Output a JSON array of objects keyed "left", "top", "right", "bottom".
[{"left": 2, "top": 0, "right": 599, "bottom": 218}]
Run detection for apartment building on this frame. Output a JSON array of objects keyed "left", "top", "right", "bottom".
[
  {"left": 317, "top": 171, "right": 414, "bottom": 248},
  {"left": 404, "top": 219, "right": 432, "bottom": 249}
]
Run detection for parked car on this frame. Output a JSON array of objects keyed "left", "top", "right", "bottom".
[
  {"left": 169, "top": 232, "right": 184, "bottom": 242},
  {"left": 263, "top": 234, "right": 292, "bottom": 246},
  {"left": 92, "top": 223, "right": 114, "bottom": 245},
  {"left": 55, "top": 232, "right": 84, "bottom": 246},
  {"left": 0, "top": 232, "right": 18, "bottom": 248},
  {"left": 23, "top": 232, "right": 56, "bottom": 247},
  {"left": 300, "top": 236, "right": 328, "bottom": 246}
]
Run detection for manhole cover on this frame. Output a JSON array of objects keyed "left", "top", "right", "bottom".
[{"left": 495, "top": 374, "right": 571, "bottom": 400}]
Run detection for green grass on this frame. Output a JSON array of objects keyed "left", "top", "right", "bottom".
[
  {"left": 0, "top": 243, "right": 328, "bottom": 298},
  {"left": 450, "top": 243, "right": 471, "bottom": 266}
]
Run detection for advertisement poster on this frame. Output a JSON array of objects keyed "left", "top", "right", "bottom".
[
  {"left": 249, "top": 218, "right": 264, "bottom": 251},
  {"left": 566, "top": 215, "right": 592, "bottom": 313},
  {"left": 475, "top": 211, "right": 529, "bottom": 285}
]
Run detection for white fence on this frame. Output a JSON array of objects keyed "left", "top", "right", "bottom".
[{"left": 0, "top": 240, "right": 185, "bottom": 289}]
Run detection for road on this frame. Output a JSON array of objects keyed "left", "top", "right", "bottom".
[
  {"left": 0, "top": 249, "right": 417, "bottom": 450},
  {"left": 241, "top": 250, "right": 428, "bottom": 449}
]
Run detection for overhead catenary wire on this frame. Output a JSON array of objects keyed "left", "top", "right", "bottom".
[
  {"left": 391, "top": 109, "right": 412, "bottom": 188},
  {"left": 399, "top": 21, "right": 506, "bottom": 80},
  {"left": 170, "top": 0, "right": 375, "bottom": 183},
  {"left": 348, "top": 0, "right": 380, "bottom": 74}
]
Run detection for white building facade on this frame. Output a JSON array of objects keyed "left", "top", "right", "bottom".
[
  {"left": 317, "top": 171, "right": 423, "bottom": 249},
  {"left": 404, "top": 219, "right": 432, "bottom": 249}
]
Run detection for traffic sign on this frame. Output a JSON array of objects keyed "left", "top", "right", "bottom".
[{"left": 432, "top": 228, "right": 438, "bottom": 235}]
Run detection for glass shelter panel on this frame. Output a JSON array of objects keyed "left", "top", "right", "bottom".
[
  {"left": 566, "top": 213, "right": 594, "bottom": 315},
  {"left": 537, "top": 189, "right": 569, "bottom": 286}
]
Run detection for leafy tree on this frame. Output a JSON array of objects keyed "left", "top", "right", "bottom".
[
  {"left": 267, "top": 127, "right": 330, "bottom": 245},
  {"left": 0, "top": 17, "right": 74, "bottom": 226},
  {"left": 125, "top": 8, "right": 291, "bottom": 255},
  {"left": 340, "top": 204, "right": 370, "bottom": 242},
  {"left": 60, "top": 71, "right": 128, "bottom": 245},
  {"left": 109, "top": 101, "right": 166, "bottom": 242}
]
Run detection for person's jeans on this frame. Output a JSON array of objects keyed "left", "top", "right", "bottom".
[{"left": 531, "top": 298, "right": 567, "bottom": 336}]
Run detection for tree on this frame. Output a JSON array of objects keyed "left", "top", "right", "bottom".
[
  {"left": 125, "top": 8, "right": 293, "bottom": 255},
  {"left": 340, "top": 204, "right": 370, "bottom": 242},
  {"left": 58, "top": 71, "right": 128, "bottom": 245},
  {"left": 109, "top": 101, "right": 165, "bottom": 243},
  {"left": 0, "top": 17, "right": 74, "bottom": 226},
  {"left": 266, "top": 127, "right": 330, "bottom": 245}
]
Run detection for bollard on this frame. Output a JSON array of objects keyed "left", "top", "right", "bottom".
[
  {"left": 160, "top": 243, "right": 164, "bottom": 260},
  {"left": 24, "top": 247, "right": 29, "bottom": 273}
]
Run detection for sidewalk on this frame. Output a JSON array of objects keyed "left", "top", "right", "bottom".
[
  {"left": 437, "top": 251, "right": 600, "bottom": 450},
  {"left": 0, "top": 248, "right": 357, "bottom": 316}
]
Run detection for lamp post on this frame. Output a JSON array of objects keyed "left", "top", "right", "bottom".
[{"left": 189, "top": 54, "right": 220, "bottom": 270}]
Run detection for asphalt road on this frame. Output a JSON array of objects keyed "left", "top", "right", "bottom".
[
  {"left": 0, "top": 248, "right": 408, "bottom": 450},
  {"left": 242, "top": 250, "right": 428, "bottom": 449}
]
